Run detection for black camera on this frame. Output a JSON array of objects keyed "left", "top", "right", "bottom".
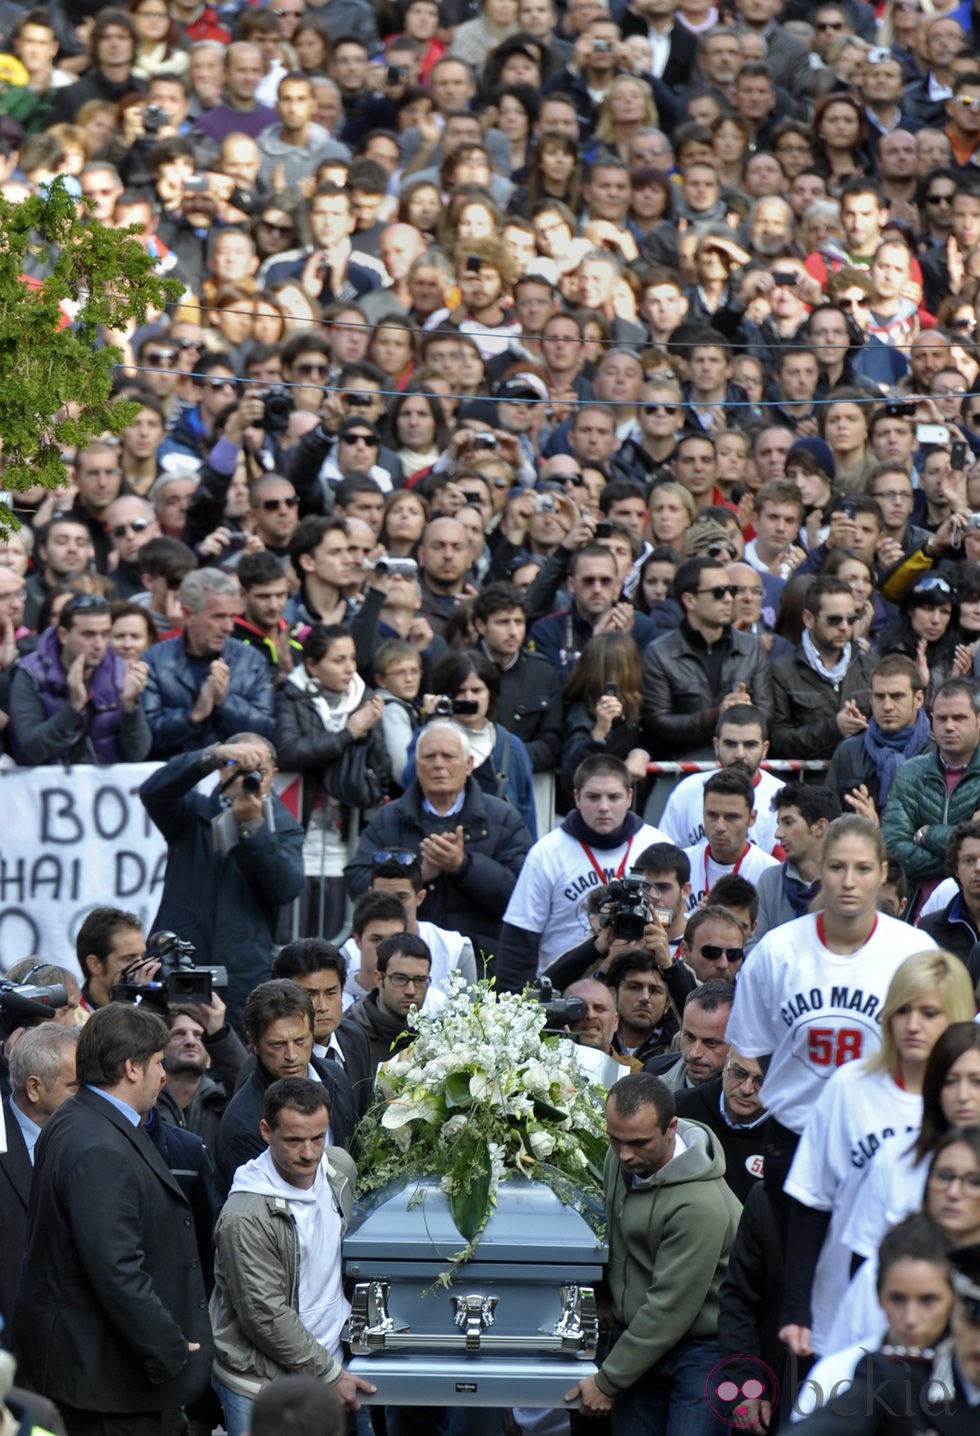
[
  {"left": 884, "top": 402, "right": 916, "bottom": 419},
  {"left": 0, "top": 978, "right": 67, "bottom": 1037},
  {"left": 240, "top": 769, "right": 263, "bottom": 793},
  {"left": 535, "top": 977, "right": 586, "bottom": 1032},
  {"left": 262, "top": 385, "right": 295, "bottom": 434},
  {"left": 600, "top": 875, "right": 649, "bottom": 943},
  {"left": 143, "top": 103, "right": 168, "bottom": 133},
  {"left": 433, "top": 695, "right": 480, "bottom": 717},
  {"left": 112, "top": 931, "right": 228, "bottom": 1010}
]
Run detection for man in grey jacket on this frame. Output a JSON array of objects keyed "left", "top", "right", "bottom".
[{"left": 210, "top": 1077, "right": 375, "bottom": 1436}]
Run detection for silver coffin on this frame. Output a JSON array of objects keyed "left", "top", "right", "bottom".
[{"left": 343, "top": 1175, "right": 607, "bottom": 1406}]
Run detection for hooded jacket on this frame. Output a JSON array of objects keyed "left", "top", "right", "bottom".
[
  {"left": 597, "top": 1118, "right": 742, "bottom": 1397},
  {"left": 210, "top": 1145, "right": 355, "bottom": 1397}
]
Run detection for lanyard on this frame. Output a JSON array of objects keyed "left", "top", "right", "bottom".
[
  {"left": 581, "top": 834, "right": 634, "bottom": 885},
  {"left": 704, "top": 841, "right": 749, "bottom": 896}
]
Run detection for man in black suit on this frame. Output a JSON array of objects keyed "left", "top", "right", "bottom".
[
  {"left": 0, "top": 1024, "right": 78, "bottom": 1331},
  {"left": 12, "top": 1004, "right": 213, "bottom": 1436},
  {"left": 215, "top": 979, "right": 357, "bottom": 1190},
  {"left": 272, "top": 938, "right": 374, "bottom": 1118}
]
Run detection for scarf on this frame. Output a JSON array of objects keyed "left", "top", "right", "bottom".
[
  {"left": 862, "top": 709, "right": 931, "bottom": 809},
  {"left": 782, "top": 863, "right": 821, "bottom": 918},
  {"left": 801, "top": 627, "right": 851, "bottom": 686},
  {"left": 561, "top": 808, "right": 643, "bottom": 850},
  {"left": 287, "top": 664, "right": 365, "bottom": 732}
]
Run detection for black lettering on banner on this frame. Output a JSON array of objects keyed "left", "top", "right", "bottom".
[
  {"left": 93, "top": 786, "right": 129, "bottom": 842},
  {"left": 31, "top": 855, "right": 69, "bottom": 900},
  {"left": 115, "top": 852, "right": 146, "bottom": 898},
  {"left": 0, "top": 909, "right": 41, "bottom": 966},
  {"left": 40, "top": 787, "right": 83, "bottom": 845},
  {"left": 0, "top": 858, "right": 26, "bottom": 904}
]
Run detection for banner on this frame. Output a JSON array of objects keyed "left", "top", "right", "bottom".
[{"left": 0, "top": 761, "right": 169, "bottom": 975}]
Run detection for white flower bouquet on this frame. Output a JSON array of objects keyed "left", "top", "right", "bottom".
[{"left": 355, "top": 974, "right": 608, "bottom": 1283}]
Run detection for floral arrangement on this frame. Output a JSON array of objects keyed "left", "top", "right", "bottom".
[{"left": 355, "top": 974, "right": 609, "bottom": 1284}]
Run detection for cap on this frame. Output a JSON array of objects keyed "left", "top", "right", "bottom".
[
  {"left": 493, "top": 374, "right": 548, "bottom": 404},
  {"left": 684, "top": 518, "right": 735, "bottom": 558},
  {"left": 786, "top": 436, "right": 836, "bottom": 481},
  {"left": 338, "top": 415, "right": 380, "bottom": 439},
  {"left": 948, "top": 1244, "right": 980, "bottom": 1321},
  {"left": 457, "top": 398, "right": 499, "bottom": 429}
]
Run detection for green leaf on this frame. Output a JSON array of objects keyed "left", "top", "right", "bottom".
[
  {"left": 532, "top": 1097, "right": 570, "bottom": 1123},
  {"left": 444, "top": 1071, "right": 474, "bottom": 1109},
  {"left": 449, "top": 1141, "right": 492, "bottom": 1243}
]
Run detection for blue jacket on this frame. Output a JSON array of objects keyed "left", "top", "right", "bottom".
[{"left": 142, "top": 635, "right": 275, "bottom": 757}]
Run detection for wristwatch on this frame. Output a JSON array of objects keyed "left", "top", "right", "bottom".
[{"left": 914, "top": 825, "right": 930, "bottom": 846}]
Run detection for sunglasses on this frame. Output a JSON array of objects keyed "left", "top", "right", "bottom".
[
  {"left": 816, "top": 18, "right": 844, "bottom": 27},
  {"left": 341, "top": 433, "right": 379, "bottom": 446},
  {"left": 699, "top": 944, "right": 744, "bottom": 963},
  {"left": 644, "top": 403, "right": 678, "bottom": 415},
  {"left": 295, "top": 362, "right": 329, "bottom": 378},
  {"left": 836, "top": 297, "right": 871, "bottom": 309},
  {"left": 204, "top": 377, "right": 237, "bottom": 390},
  {"left": 258, "top": 218, "right": 296, "bottom": 234},
  {"left": 110, "top": 519, "right": 152, "bottom": 537},
  {"left": 705, "top": 542, "right": 737, "bottom": 561},
  {"left": 823, "top": 611, "right": 861, "bottom": 626},
  {"left": 925, "top": 192, "right": 954, "bottom": 204},
  {"left": 174, "top": 336, "right": 202, "bottom": 350},
  {"left": 914, "top": 575, "right": 953, "bottom": 597},
  {"left": 260, "top": 496, "right": 299, "bottom": 511},
  {"left": 697, "top": 584, "right": 737, "bottom": 599},
  {"left": 373, "top": 849, "right": 417, "bottom": 866},
  {"left": 146, "top": 350, "right": 176, "bottom": 365},
  {"left": 61, "top": 594, "right": 110, "bottom": 617}
]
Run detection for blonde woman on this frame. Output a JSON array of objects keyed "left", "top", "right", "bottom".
[
  {"left": 781, "top": 948, "right": 975, "bottom": 1358},
  {"left": 592, "top": 75, "right": 659, "bottom": 162}
]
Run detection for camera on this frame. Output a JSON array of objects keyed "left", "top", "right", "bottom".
[
  {"left": 434, "top": 695, "right": 480, "bottom": 717},
  {"left": 594, "top": 520, "right": 613, "bottom": 539},
  {"left": 240, "top": 769, "right": 263, "bottom": 793},
  {"left": 916, "top": 423, "right": 950, "bottom": 445},
  {"left": 143, "top": 103, "right": 168, "bottom": 132},
  {"left": 224, "top": 530, "right": 248, "bottom": 552},
  {"left": 183, "top": 174, "right": 210, "bottom": 193},
  {"left": 0, "top": 978, "right": 67, "bottom": 1037},
  {"left": 112, "top": 931, "right": 228, "bottom": 1010},
  {"left": 534, "top": 494, "right": 557, "bottom": 513},
  {"left": 386, "top": 63, "right": 405, "bottom": 83},
  {"left": 593, "top": 39, "right": 612, "bottom": 51},
  {"left": 952, "top": 440, "right": 969, "bottom": 470},
  {"left": 884, "top": 402, "right": 916, "bottom": 419},
  {"left": 771, "top": 270, "right": 798, "bottom": 287},
  {"left": 472, "top": 433, "right": 497, "bottom": 450},
  {"left": 262, "top": 385, "right": 295, "bottom": 434},
  {"left": 599, "top": 875, "right": 649, "bottom": 943},
  {"left": 603, "top": 681, "right": 619, "bottom": 697},
  {"left": 535, "top": 977, "right": 586, "bottom": 1032},
  {"left": 374, "top": 556, "right": 418, "bottom": 577},
  {"left": 465, "top": 254, "right": 483, "bottom": 273},
  {"left": 836, "top": 500, "right": 858, "bottom": 520}
]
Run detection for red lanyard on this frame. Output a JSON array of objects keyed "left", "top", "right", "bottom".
[
  {"left": 581, "top": 835, "right": 635, "bottom": 884},
  {"left": 704, "top": 841, "right": 749, "bottom": 896}
]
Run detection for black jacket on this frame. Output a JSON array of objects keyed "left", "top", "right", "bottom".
[
  {"left": 215, "top": 1050, "right": 356, "bottom": 1191},
  {"left": 674, "top": 1077, "right": 768, "bottom": 1204},
  {"left": 717, "top": 1185, "right": 787, "bottom": 1421},
  {"left": 919, "top": 895, "right": 980, "bottom": 983},
  {"left": 13, "top": 1086, "right": 213, "bottom": 1414},
  {"left": 770, "top": 646, "right": 877, "bottom": 759},
  {"left": 145, "top": 1108, "right": 222, "bottom": 1293},
  {"left": 492, "top": 648, "right": 564, "bottom": 772},
  {"left": 344, "top": 989, "right": 416, "bottom": 1073},
  {"left": 641, "top": 622, "right": 773, "bottom": 756},
  {"left": 345, "top": 778, "right": 532, "bottom": 968},
  {"left": 0, "top": 1097, "right": 33, "bottom": 1332},
  {"left": 157, "top": 1021, "right": 248, "bottom": 1154},
  {"left": 275, "top": 678, "right": 390, "bottom": 828}
]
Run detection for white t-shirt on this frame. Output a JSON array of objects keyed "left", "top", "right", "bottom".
[
  {"left": 838, "top": 1137, "right": 928, "bottom": 1263},
  {"left": 683, "top": 838, "right": 780, "bottom": 911},
  {"left": 784, "top": 1062, "right": 922, "bottom": 1353},
  {"left": 726, "top": 912, "right": 938, "bottom": 1132},
  {"left": 660, "top": 768, "right": 784, "bottom": 854},
  {"left": 821, "top": 1260, "right": 888, "bottom": 1360},
  {"left": 501, "top": 821, "right": 668, "bottom": 971},
  {"left": 919, "top": 877, "right": 957, "bottom": 918},
  {"left": 340, "top": 918, "right": 471, "bottom": 1012}
]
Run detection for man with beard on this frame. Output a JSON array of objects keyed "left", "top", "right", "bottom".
[
  {"left": 158, "top": 996, "right": 248, "bottom": 1154},
  {"left": 660, "top": 707, "right": 784, "bottom": 855},
  {"left": 826, "top": 654, "right": 930, "bottom": 817}
]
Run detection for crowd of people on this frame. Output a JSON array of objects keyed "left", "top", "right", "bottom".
[{"left": 5, "top": 0, "right": 980, "bottom": 1432}]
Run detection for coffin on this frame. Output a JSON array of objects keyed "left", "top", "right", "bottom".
[{"left": 343, "top": 1173, "right": 608, "bottom": 1407}]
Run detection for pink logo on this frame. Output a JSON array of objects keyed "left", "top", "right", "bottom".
[{"left": 704, "top": 1356, "right": 780, "bottom": 1428}]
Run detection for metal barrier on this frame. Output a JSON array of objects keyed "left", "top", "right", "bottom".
[{"left": 642, "top": 761, "right": 830, "bottom": 828}]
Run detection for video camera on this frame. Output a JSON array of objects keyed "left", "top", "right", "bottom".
[
  {"left": 598, "top": 876, "right": 649, "bottom": 943},
  {"left": 535, "top": 977, "right": 586, "bottom": 1033},
  {"left": 112, "top": 931, "right": 228, "bottom": 1011},
  {"left": 433, "top": 695, "right": 480, "bottom": 718},
  {"left": 0, "top": 978, "right": 67, "bottom": 1038}
]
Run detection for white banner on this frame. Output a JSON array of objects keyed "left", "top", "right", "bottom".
[{"left": 0, "top": 761, "right": 169, "bottom": 975}]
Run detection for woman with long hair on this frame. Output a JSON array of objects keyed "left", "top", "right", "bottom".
[
  {"left": 592, "top": 75, "right": 659, "bottom": 162},
  {"left": 647, "top": 482, "right": 696, "bottom": 549},
  {"left": 820, "top": 388, "right": 875, "bottom": 493},
  {"left": 385, "top": 389, "right": 449, "bottom": 481},
  {"left": 781, "top": 949, "right": 975, "bottom": 1359},
  {"left": 877, "top": 571, "right": 964, "bottom": 704},
  {"left": 513, "top": 132, "right": 582, "bottom": 217},
  {"left": 492, "top": 85, "right": 538, "bottom": 177},
  {"left": 561, "top": 633, "right": 651, "bottom": 791},
  {"left": 367, "top": 314, "right": 418, "bottom": 393},
  {"left": 812, "top": 90, "right": 871, "bottom": 191},
  {"left": 381, "top": 489, "right": 429, "bottom": 557},
  {"left": 129, "top": 0, "right": 189, "bottom": 77}
]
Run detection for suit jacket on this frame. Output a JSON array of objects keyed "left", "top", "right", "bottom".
[
  {"left": 0, "top": 1098, "right": 33, "bottom": 1332},
  {"left": 12, "top": 1086, "right": 213, "bottom": 1414}
]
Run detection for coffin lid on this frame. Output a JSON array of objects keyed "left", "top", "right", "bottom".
[{"left": 344, "top": 1174, "right": 607, "bottom": 1263}]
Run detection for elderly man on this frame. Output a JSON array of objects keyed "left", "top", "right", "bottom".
[
  {"left": 142, "top": 567, "right": 275, "bottom": 756},
  {"left": 141, "top": 736, "right": 304, "bottom": 1028},
  {"left": 345, "top": 721, "right": 532, "bottom": 969},
  {"left": 0, "top": 1025, "right": 78, "bottom": 1331}
]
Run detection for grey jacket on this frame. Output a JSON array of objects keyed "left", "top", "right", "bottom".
[
  {"left": 210, "top": 1146, "right": 356, "bottom": 1395},
  {"left": 641, "top": 622, "right": 773, "bottom": 756}
]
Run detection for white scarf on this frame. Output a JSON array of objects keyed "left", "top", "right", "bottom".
[
  {"left": 288, "top": 664, "right": 366, "bottom": 732},
  {"left": 802, "top": 628, "right": 851, "bottom": 686}
]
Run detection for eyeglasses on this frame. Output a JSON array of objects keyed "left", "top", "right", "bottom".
[
  {"left": 871, "top": 489, "right": 912, "bottom": 502},
  {"left": 578, "top": 575, "right": 615, "bottom": 587},
  {"left": 816, "top": 19, "right": 844, "bottom": 29},
  {"left": 822, "top": 611, "right": 861, "bottom": 626},
  {"left": 110, "top": 519, "right": 153, "bottom": 537},
  {"left": 925, "top": 192, "right": 954, "bottom": 204},
  {"left": 384, "top": 972, "right": 431, "bottom": 989},
  {"left": 341, "top": 433, "right": 379, "bottom": 446},
  {"left": 933, "top": 386, "right": 966, "bottom": 397},
  {"left": 699, "top": 944, "right": 745, "bottom": 964},
  {"left": 258, "top": 218, "right": 296, "bottom": 234},
  {"left": 272, "top": 5, "right": 305, "bottom": 13},
  {"left": 294, "top": 361, "right": 329, "bottom": 378},
  {"left": 260, "top": 495, "right": 299, "bottom": 511},
  {"left": 174, "top": 336, "right": 202, "bottom": 350},
  {"left": 644, "top": 403, "right": 678, "bottom": 415},
  {"left": 725, "top": 1062, "right": 764, "bottom": 1090},
  {"left": 61, "top": 594, "right": 110, "bottom": 617},
  {"left": 837, "top": 297, "right": 871, "bottom": 309},
  {"left": 697, "top": 585, "right": 737, "bottom": 599},
  {"left": 204, "top": 377, "right": 236, "bottom": 390},
  {"left": 374, "top": 848, "right": 417, "bottom": 865},
  {"left": 928, "top": 1167, "right": 980, "bottom": 1192}
]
